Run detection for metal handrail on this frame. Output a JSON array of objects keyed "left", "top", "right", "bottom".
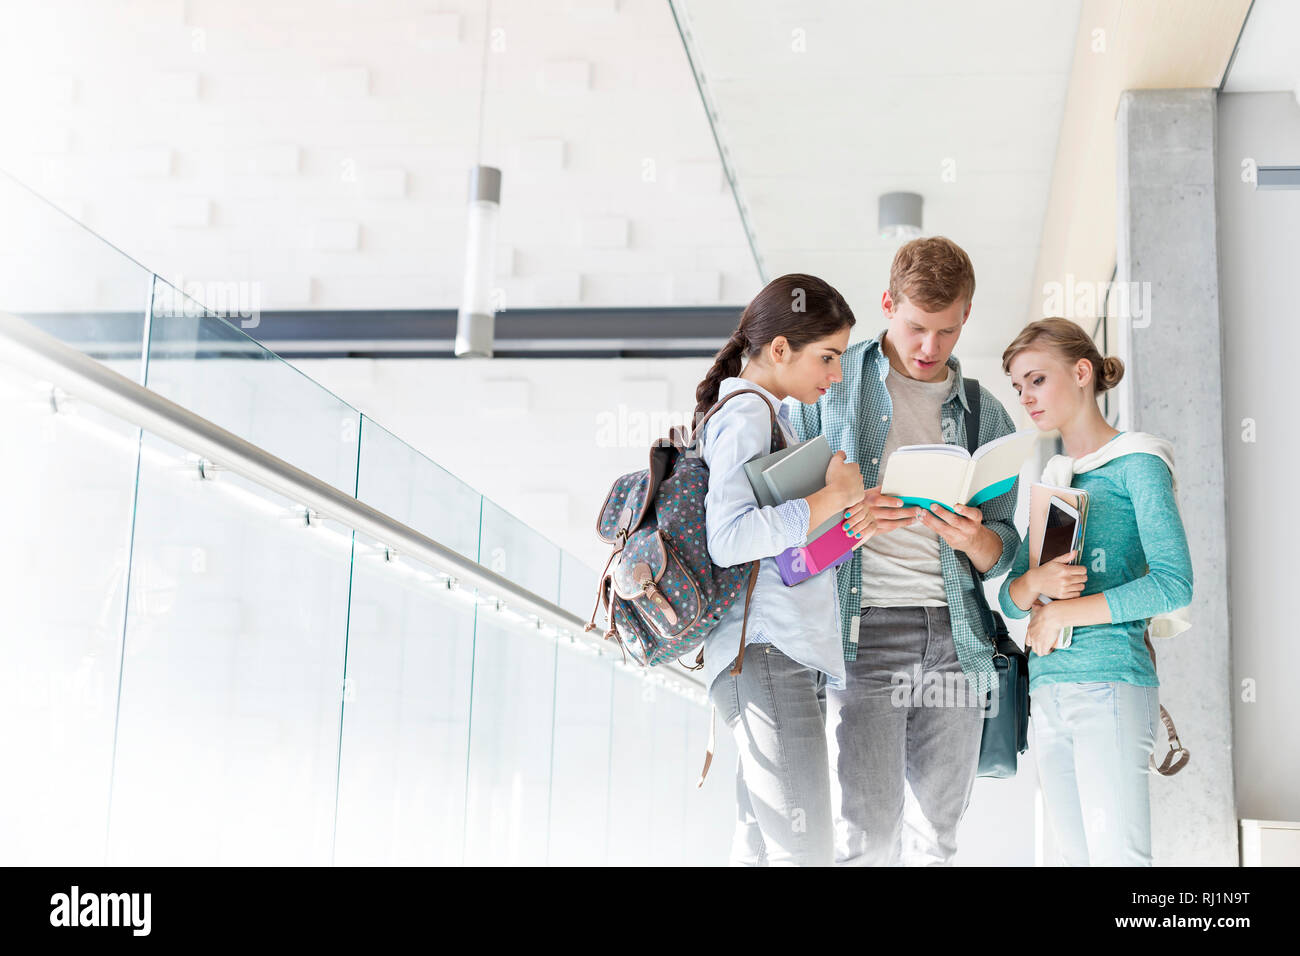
[{"left": 0, "top": 310, "right": 707, "bottom": 695}]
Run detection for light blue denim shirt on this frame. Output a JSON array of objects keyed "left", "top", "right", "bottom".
[{"left": 696, "top": 377, "right": 846, "bottom": 693}]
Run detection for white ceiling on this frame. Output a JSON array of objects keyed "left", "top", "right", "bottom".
[
  {"left": 0, "top": 0, "right": 1089, "bottom": 343},
  {"left": 0, "top": 0, "right": 758, "bottom": 312},
  {"left": 1222, "top": 0, "right": 1300, "bottom": 93},
  {"left": 673, "top": 0, "right": 1082, "bottom": 358}
]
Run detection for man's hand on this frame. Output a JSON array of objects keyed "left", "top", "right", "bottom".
[
  {"left": 841, "top": 485, "right": 920, "bottom": 550},
  {"left": 915, "top": 502, "right": 986, "bottom": 554}
]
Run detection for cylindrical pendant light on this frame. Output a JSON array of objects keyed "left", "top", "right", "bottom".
[
  {"left": 455, "top": 164, "right": 501, "bottom": 358},
  {"left": 878, "top": 191, "right": 923, "bottom": 240}
]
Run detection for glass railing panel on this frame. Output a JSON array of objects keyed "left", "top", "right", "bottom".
[
  {"left": 332, "top": 418, "right": 484, "bottom": 865},
  {"left": 547, "top": 550, "right": 615, "bottom": 863},
  {"left": 547, "top": 643, "right": 615, "bottom": 865},
  {"left": 331, "top": 535, "right": 478, "bottom": 865},
  {"left": 606, "top": 664, "right": 664, "bottom": 865},
  {"left": 0, "top": 171, "right": 152, "bottom": 380},
  {"left": 462, "top": 612, "right": 558, "bottom": 865},
  {"left": 353, "top": 415, "right": 483, "bottom": 562},
  {"left": 104, "top": 389, "right": 361, "bottom": 863},
  {"left": 145, "top": 280, "right": 362, "bottom": 496},
  {"left": 0, "top": 172, "right": 743, "bottom": 863},
  {"left": 557, "top": 548, "right": 599, "bottom": 620},
  {"left": 0, "top": 172, "right": 153, "bottom": 866},
  {"left": 0, "top": 360, "right": 146, "bottom": 865},
  {"left": 476, "top": 497, "right": 562, "bottom": 599},
  {"left": 645, "top": 688, "right": 693, "bottom": 866},
  {"left": 105, "top": 439, "right": 357, "bottom": 865},
  {"left": 463, "top": 505, "right": 562, "bottom": 865}
]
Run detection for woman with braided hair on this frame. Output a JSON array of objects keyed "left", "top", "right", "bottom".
[{"left": 693, "top": 273, "right": 867, "bottom": 865}]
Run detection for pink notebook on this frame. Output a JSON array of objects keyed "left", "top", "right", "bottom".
[{"left": 774, "top": 524, "right": 855, "bottom": 585}]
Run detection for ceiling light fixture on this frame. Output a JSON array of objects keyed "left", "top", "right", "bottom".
[
  {"left": 878, "top": 191, "right": 923, "bottom": 241},
  {"left": 456, "top": 1, "right": 500, "bottom": 358}
]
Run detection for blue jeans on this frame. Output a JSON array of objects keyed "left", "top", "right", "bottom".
[
  {"left": 1031, "top": 680, "right": 1159, "bottom": 866},
  {"left": 709, "top": 645, "right": 834, "bottom": 866},
  {"left": 827, "top": 605, "right": 985, "bottom": 866}
]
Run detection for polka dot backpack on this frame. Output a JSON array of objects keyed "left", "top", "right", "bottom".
[{"left": 584, "top": 388, "right": 785, "bottom": 679}]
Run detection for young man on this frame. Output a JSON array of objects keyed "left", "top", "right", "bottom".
[{"left": 788, "top": 237, "right": 1021, "bottom": 866}]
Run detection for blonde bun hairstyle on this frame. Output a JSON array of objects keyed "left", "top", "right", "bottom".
[{"left": 1002, "top": 317, "right": 1124, "bottom": 393}]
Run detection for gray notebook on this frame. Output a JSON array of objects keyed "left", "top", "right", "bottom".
[{"left": 743, "top": 435, "right": 839, "bottom": 541}]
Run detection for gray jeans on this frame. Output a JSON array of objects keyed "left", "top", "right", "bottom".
[
  {"left": 708, "top": 644, "right": 834, "bottom": 866},
  {"left": 827, "top": 605, "right": 985, "bottom": 866}
]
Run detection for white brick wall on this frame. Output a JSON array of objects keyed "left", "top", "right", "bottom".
[{"left": 0, "top": 0, "right": 758, "bottom": 314}]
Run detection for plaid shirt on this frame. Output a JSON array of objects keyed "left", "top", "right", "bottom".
[{"left": 786, "top": 327, "right": 1021, "bottom": 681}]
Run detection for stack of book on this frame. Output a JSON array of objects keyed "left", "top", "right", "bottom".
[
  {"left": 1027, "top": 483, "right": 1090, "bottom": 649},
  {"left": 744, "top": 436, "right": 856, "bottom": 586}
]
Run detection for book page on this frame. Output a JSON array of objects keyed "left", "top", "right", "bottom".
[
  {"left": 880, "top": 448, "right": 971, "bottom": 508},
  {"left": 964, "top": 430, "right": 1039, "bottom": 505},
  {"left": 895, "top": 443, "right": 969, "bottom": 458}
]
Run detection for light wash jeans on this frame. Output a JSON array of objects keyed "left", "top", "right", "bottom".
[
  {"left": 827, "top": 605, "right": 985, "bottom": 866},
  {"left": 708, "top": 644, "right": 834, "bottom": 866},
  {"left": 1031, "top": 680, "right": 1160, "bottom": 866}
]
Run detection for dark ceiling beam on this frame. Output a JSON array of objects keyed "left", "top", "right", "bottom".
[{"left": 15, "top": 307, "right": 744, "bottom": 359}]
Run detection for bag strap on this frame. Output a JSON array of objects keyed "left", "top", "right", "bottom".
[
  {"left": 693, "top": 386, "right": 782, "bottom": 785},
  {"left": 961, "top": 376, "right": 982, "bottom": 456},
  {"left": 958, "top": 377, "right": 999, "bottom": 644},
  {"left": 686, "top": 386, "right": 787, "bottom": 451},
  {"left": 1144, "top": 629, "right": 1190, "bottom": 775},
  {"left": 690, "top": 384, "right": 783, "bottom": 671},
  {"left": 695, "top": 560, "right": 758, "bottom": 788}
]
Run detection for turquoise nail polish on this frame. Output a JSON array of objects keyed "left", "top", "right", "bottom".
[{"left": 843, "top": 511, "right": 850, "bottom": 519}]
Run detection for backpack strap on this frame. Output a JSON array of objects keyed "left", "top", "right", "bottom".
[
  {"left": 962, "top": 376, "right": 982, "bottom": 456},
  {"left": 695, "top": 560, "right": 759, "bottom": 789},
  {"left": 641, "top": 389, "right": 784, "bottom": 545},
  {"left": 731, "top": 561, "right": 760, "bottom": 676},
  {"left": 688, "top": 384, "right": 787, "bottom": 672},
  {"left": 687, "top": 386, "right": 787, "bottom": 452},
  {"left": 691, "top": 386, "right": 784, "bottom": 786},
  {"left": 958, "top": 377, "right": 999, "bottom": 641}
]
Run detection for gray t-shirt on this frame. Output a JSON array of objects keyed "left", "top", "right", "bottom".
[{"left": 860, "top": 365, "right": 952, "bottom": 606}]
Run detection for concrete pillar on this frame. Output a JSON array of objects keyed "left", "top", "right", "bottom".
[{"left": 1116, "top": 88, "right": 1236, "bottom": 866}]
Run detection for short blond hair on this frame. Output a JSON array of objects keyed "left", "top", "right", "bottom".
[{"left": 889, "top": 236, "right": 976, "bottom": 311}]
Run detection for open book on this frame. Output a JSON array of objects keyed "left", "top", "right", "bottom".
[
  {"left": 879, "top": 429, "right": 1039, "bottom": 512},
  {"left": 744, "top": 435, "right": 855, "bottom": 586}
]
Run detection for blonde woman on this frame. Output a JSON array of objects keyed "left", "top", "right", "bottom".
[{"left": 999, "top": 318, "right": 1193, "bottom": 866}]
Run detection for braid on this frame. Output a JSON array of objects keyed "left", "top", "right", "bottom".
[{"left": 693, "top": 328, "right": 748, "bottom": 426}]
